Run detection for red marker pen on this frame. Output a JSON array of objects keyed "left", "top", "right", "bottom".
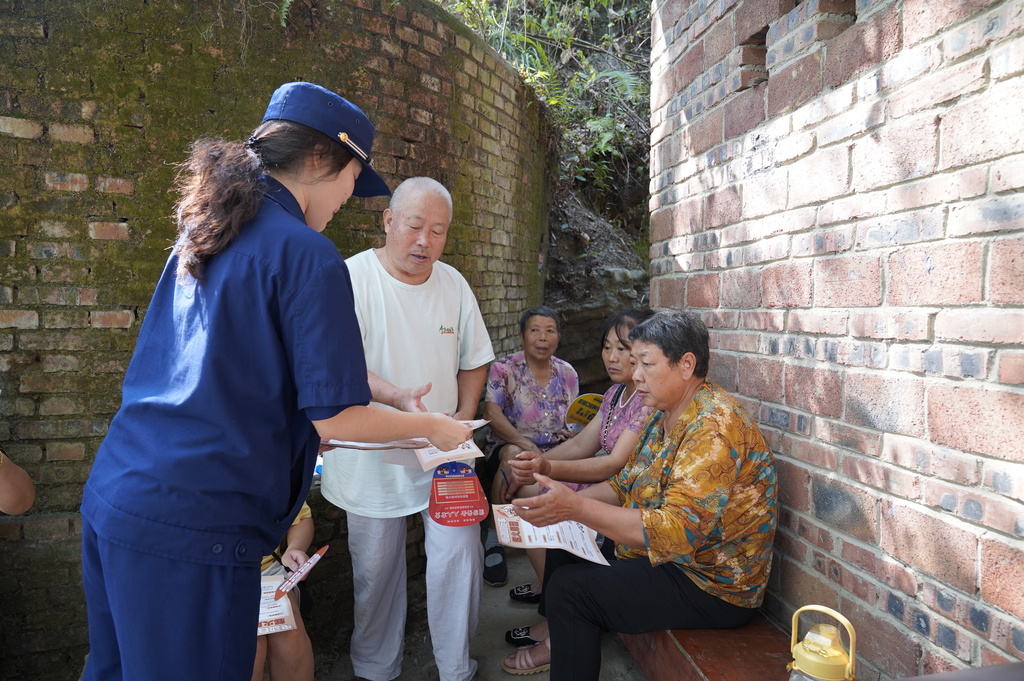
[{"left": 274, "top": 545, "right": 328, "bottom": 601}]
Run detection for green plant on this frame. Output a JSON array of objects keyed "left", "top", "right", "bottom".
[
  {"left": 440, "top": 0, "right": 650, "bottom": 199},
  {"left": 278, "top": 0, "right": 294, "bottom": 26}
]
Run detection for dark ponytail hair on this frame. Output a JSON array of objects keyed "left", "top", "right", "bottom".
[{"left": 173, "top": 120, "right": 355, "bottom": 281}]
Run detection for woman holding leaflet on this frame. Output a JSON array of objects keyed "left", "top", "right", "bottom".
[{"left": 79, "top": 82, "right": 469, "bottom": 681}]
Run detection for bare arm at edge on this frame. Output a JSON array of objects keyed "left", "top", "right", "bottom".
[
  {"left": 0, "top": 452, "right": 35, "bottom": 516},
  {"left": 313, "top": 404, "right": 469, "bottom": 452},
  {"left": 453, "top": 365, "right": 488, "bottom": 421}
]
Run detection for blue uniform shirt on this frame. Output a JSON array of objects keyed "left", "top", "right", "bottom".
[{"left": 83, "top": 177, "right": 371, "bottom": 566}]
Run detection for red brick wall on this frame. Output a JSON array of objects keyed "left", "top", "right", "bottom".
[
  {"left": 650, "top": 0, "right": 1024, "bottom": 676},
  {"left": 0, "top": 1, "right": 552, "bottom": 678}
]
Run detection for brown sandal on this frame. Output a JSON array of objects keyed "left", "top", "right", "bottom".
[{"left": 501, "top": 643, "right": 551, "bottom": 675}]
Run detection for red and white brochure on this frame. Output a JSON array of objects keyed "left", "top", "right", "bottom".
[
  {"left": 258, "top": 577, "right": 297, "bottom": 635},
  {"left": 492, "top": 503, "right": 609, "bottom": 565}
]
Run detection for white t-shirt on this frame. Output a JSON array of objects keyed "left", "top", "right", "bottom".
[{"left": 319, "top": 249, "right": 495, "bottom": 517}]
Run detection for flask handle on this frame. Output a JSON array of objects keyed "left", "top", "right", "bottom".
[{"left": 790, "top": 605, "right": 857, "bottom": 681}]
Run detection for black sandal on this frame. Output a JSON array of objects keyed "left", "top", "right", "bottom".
[
  {"left": 505, "top": 626, "right": 542, "bottom": 647},
  {"left": 508, "top": 583, "right": 542, "bottom": 604}
]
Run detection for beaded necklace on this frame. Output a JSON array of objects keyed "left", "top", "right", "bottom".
[{"left": 600, "top": 383, "right": 631, "bottom": 450}]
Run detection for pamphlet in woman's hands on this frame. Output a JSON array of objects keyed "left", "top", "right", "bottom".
[
  {"left": 492, "top": 503, "right": 609, "bottom": 565},
  {"left": 325, "top": 420, "right": 490, "bottom": 471},
  {"left": 322, "top": 419, "right": 489, "bottom": 451},
  {"left": 323, "top": 437, "right": 426, "bottom": 450},
  {"left": 411, "top": 438, "right": 484, "bottom": 472}
]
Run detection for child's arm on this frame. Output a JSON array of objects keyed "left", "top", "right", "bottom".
[
  {"left": 0, "top": 450, "right": 35, "bottom": 515},
  {"left": 278, "top": 517, "right": 315, "bottom": 572}
]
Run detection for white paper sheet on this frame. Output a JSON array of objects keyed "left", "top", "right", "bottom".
[
  {"left": 257, "top": 576, "right": 296, "bottom": 635},
  {"left": 492, "top": 503, "right": 609, "bottom": 565},
  {"left": 324, "top": 419, "right": 489, "bottom": 454}
]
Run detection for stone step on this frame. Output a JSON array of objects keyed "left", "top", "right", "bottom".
[{"left": 620, "top": 611, "right": 792, "bottom": 681}]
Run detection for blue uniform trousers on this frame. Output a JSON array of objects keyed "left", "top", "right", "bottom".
[{"left": 81, "top": 517, "right": 260, "bottom": 681}]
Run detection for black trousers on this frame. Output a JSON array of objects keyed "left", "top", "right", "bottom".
[{"left": 539, "top": 548, "right": 755, "bottom": 681}]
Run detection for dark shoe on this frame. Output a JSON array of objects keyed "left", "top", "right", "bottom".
[
  {"left": 505, "top": 626, "right": 542, "bottom": 647},
  {"left": 483, "top": 545, "right": 507, "bottom": 586},
  {"left": 508, "top": 583, "right": 542, "bottom": 604}
]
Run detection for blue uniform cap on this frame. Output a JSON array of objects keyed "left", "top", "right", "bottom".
[{"left": 263, "top": 81, "right": 391, "bottom": 198}]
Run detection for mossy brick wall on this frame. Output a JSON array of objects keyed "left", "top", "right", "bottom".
[
  {"left": 0, "top": 1, "right": 554, "bottom": 677},
  {"left": 650, "top": 0, "right": 1024, "bottom": 677}
]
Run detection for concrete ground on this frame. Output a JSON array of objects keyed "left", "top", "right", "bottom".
[{"left": 317, "top": 547, "right": 643, "bottom": 681}]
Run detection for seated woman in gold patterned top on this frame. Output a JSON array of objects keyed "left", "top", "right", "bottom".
[{"left": 503, "top": 310, "right": 778, "bottom": 680}]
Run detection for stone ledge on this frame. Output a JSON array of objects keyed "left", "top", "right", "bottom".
[{"left": 619, "top": 610, "right": 791, "bottom": 681}]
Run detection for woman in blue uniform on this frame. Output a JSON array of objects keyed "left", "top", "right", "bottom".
[{"left": 79, "top": 82, "right": 471, "bottom": 681}]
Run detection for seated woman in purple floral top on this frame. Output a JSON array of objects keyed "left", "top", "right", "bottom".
[{"left": 481, "top": 306, "right": 579, "bottom": 586}]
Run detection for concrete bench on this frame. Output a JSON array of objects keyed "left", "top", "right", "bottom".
[{"left": 619, "top": 610, "right": 792, "bottom": 681}]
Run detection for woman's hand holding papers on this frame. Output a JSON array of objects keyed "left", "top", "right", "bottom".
[
  {"left": 364, "top": 374, "right": 472, "bottom": 450},
  {"left": 511, "top": 474, "right": 580, "bottom": 527},
  {"left": 314, "top": 406, "right": 469, "bottom": 453},
  {"left": 424, "top": 413, "right": 472, "bottom": 452}
]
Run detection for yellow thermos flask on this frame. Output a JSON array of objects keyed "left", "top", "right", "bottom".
[{"left": 787, "top": 605, "right": 857, "bottom": 681}]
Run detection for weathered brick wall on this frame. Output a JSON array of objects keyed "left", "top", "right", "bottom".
[
  {"left": 0, "top": 1, "right": 553, "bottom": 677},
  {"left": 650, "top": 0, "right": 1023, "bottom": 676}
]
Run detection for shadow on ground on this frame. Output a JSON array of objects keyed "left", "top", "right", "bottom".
[{"left": 316, "top": 548, "right": 643, "bottom": 681}]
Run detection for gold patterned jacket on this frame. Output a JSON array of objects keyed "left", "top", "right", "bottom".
[{"left": 609, "top": 380, "right": 777, "bottom": 608}]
